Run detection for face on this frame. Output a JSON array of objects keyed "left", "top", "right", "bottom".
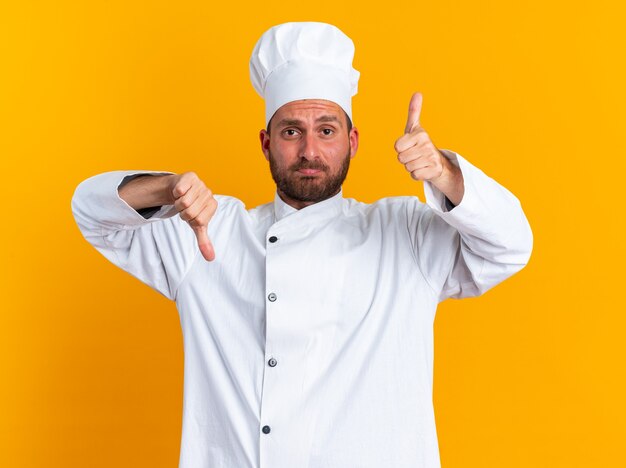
[{"left": 259, "top": 99, "right": 359, "bottom": 209}]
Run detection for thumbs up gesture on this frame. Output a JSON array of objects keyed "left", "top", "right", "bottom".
[
  {"left": 394, "top": 92, "right": 464, "bottom": 205},
  {"left": 168, "top": 172, "right": 218, "bottom": 261}
]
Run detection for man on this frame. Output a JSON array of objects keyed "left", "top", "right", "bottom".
[{"left": 72, "top": 22, "right": 532, "bottom": 468}]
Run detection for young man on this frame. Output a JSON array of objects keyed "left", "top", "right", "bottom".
[{"left": 72, "top": 21, "right": 532, "bottom": 468}]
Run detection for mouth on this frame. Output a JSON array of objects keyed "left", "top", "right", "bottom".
[{"left": 296, "top": 168, "right": 323, "bottom": 175}]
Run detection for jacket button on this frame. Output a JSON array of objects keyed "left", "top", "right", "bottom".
[
  {"left": 262, "top": 425, "right": 271, "bottom": 434},
  {"left": 268, "top": 358, "right": 277, "bottom": 367},
  {"left": 268, "top": 293, "right": 277, "bottom": 302},
  {"left": 269, "top": 236, "right": 278, "bottom": 243}
]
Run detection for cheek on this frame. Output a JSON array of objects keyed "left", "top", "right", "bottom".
[
  {"left": 272, "top": 141, "right": 301, "bottom": 161},
  {"left": 326, "top": 140, "right": 348, "bottom": 159},
  {"left": 269, "top": 144, "right": 294, "bottom": 166}
]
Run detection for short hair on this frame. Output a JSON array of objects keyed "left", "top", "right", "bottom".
[{"left": 267, "top": 109, "right": 353, "bottom": 135}]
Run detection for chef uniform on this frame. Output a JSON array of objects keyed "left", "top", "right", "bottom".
[{"left": 71, "top": 22, "right": 533, "bottom": 468}]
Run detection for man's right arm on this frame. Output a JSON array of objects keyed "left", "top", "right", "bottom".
[
  {"left": 116, "top": 171, "right": 216, "bottom": 260},
  {"left": 71, "top": 170, "right": 218, "bottom": 300}
]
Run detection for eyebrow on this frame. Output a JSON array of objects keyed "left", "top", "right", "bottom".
[{"left": 276, "top": 115, "right": 343, "bottom": 128}]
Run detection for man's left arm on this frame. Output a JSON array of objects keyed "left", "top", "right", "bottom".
[{"left": 396, "top": 93, "right": 533, "bottom": 301}]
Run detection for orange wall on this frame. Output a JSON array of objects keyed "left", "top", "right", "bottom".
[{"left": 1, "top": 1, "right": 624, "bottom": 467}]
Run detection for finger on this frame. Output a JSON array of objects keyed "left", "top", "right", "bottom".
[
  {"left": 401, "top": 141, "right": 441, "bottom": 162},
  {"left": 409, "top": 164, "right": 444, "bottom": 181},
  {"left": 193, "top": 225, "right": 215, "bottom": 261},
  {"left": 172, "top": 179, "right": 193, "bottom": 199},
  {"left": 178, "top": 190, "right": 211, "bottom": 221},
  {"left": 189, "top": 196, "right": 218, "bottom": 228},
  {"left": 404, "top": 92, "right": 423, "bottom": 134},
  {"left": 394, "top": 128, "right": 429, "bottom": 154},
  {"left": 405, "top": 158, "right": 431, "bottom": 173},
  {"left": 397, "top": 146, "right": 421, "bottom": 164},
  {"left": 175, "top": 186, "right": 204, "bottom": 216},
  {"left": 410, "top": 167, "right": 434, "bottom": 181},
  {"left": 172, "top": 172, "right": 200, "bottom": 200},
  {"left": 189, "top": 199, "right": 218, "bottom": 260}
]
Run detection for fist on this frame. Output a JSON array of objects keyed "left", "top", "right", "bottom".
[
  {"left": 168, "top": 172, "right": 218, "bottom": 262},
  {"left": 394, "top": 92, "right": 447, "bottom": 182}
]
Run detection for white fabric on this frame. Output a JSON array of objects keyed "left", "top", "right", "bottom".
[
  {"left": 249, "top": 22, "right": 360, "bottom": 125},
  {"left": 71, "top": 150, "right": 533, "bottom": 468}
]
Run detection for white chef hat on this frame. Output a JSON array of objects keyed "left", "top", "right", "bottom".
[{"left": 249, "top": 22, "right": 360, "bottom": 126}]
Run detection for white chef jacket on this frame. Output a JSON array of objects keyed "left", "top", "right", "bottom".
[{"left": 71, "top": 150, "right": 533, "bottom": 468}]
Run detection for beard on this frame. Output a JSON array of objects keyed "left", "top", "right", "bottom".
[{"left": 269, "top": 148, "right": 351, "bottom": 204}]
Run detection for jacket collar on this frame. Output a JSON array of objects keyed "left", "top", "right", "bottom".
[{"left": 273, "top": 188, "right": 345, "bottom": 224}]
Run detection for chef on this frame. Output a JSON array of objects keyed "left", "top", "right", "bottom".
[{"left": 72, "top": 21, "right": 532, "bottom": 468}]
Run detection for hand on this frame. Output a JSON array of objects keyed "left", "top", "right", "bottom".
[
  {"left": 394, "top": 92, "right": 464, "bottom": 205},
  {"left": 168, "top": 172, "right": 218, "bottom": 261},
  {"left": 394, "top": 92, "right": 448, "bottom": 183}
]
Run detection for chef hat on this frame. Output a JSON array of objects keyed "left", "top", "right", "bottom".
[{"left": 249, "top": 22, "right": 360, "bottom": 126}]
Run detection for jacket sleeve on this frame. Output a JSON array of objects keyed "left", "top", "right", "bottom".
[
  {"left": 407, "top": 150, "right": 533, "bottom": 303},
  {"left": 71, "top": 170, "right": 200, "bottom": 301}
]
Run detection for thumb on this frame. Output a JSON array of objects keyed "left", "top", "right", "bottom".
[
  {"left": 404, "top": 92, "right": 423, "bottom": 134},
  {"left": 193, "top": 226, "right": 215, "bottom": 261}
]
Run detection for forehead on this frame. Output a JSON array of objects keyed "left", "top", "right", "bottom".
[{"left": 273, "top": 99, "right": 344, "bottom": 121}]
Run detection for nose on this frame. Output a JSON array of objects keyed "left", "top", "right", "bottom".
[{"left": 299, "top": 132, "right": 320, "bottom": 160}]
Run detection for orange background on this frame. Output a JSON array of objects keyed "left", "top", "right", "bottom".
[{"left": 1, "top": 1, "right": 625, "bottom": 467}]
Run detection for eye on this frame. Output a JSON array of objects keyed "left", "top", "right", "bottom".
[
  {"left": 321, "top": 128, "right": 334, "bottom": 136},
  {"left": 283, "top": 128, "right": 300, "bottom": 137}
]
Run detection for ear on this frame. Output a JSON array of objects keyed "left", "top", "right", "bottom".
[
  {"left": 348, "top": 127, "right": 359, "bottom": 159},
  {"left": 259, "top": 129, "right": 270, "bottom": 161}
]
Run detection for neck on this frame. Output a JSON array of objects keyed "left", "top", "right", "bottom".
[{"left": 277, "top": 188, "right": 340, "bottom": 210}]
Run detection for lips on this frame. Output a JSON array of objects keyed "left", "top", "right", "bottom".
[{"left": 297, "top": 168, "right": 322, "bottom": 175}]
